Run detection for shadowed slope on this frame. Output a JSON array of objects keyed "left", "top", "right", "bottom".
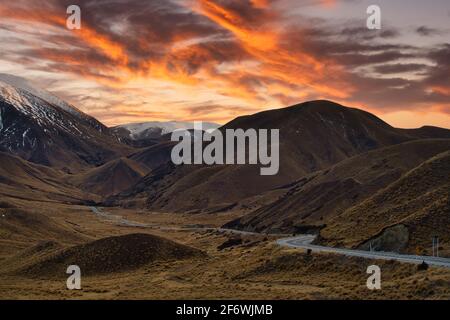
[
  {"left": 111, "top": 101, "right": 450, "bottom": 213},
  {"left": 69, "top": 158, "right": 150, "bottom": 197},
  {"left": 224, "top": 139, "right": 450, "bottom": 234},
  {"left": 318, "top": 150, "right": 450, "bottom": 255}
]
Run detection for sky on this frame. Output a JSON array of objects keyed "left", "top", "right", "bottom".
[{"left": 0, "top": 0, "right": 449, "bottom": 128}]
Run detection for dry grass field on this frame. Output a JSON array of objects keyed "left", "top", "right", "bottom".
[{"left": 1, "top": 198, "right": 449, "bottom": 300}]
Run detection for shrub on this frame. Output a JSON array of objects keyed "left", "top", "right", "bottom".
[{"left": 417, "top": 261, "right": 429, "bottom": 271}]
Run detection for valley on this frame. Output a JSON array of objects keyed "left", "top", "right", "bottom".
[
  {"left": 1, "top": 201, "right": 450, "bottom": 300},
  {"left": 1, "top": 76, "right": 449, "bottom": 299}
]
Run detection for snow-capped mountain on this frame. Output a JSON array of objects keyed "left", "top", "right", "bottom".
[
  {"left": 0, "top": 74, "right": 105, "bottom": 131},
  {"left": 113, "top": 121, "right": 220, "bottom": 141},
  {"left": 0, "top": 74, "right": 82, "bottom": 117},
  {"left": 0, "top": 75, "right": 129, "bottom": 171}
]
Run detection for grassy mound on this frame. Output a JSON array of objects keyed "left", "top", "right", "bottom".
[{"left": 19, "top": 233, "right": 206, "bottom": 276}]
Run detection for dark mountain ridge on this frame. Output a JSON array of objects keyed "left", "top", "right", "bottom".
[
  {"left": 108, "top": 100, "right": 450, "bottom": 213},
  {"left": 0, "top": 79, "right": 131, "bottom": 171}
]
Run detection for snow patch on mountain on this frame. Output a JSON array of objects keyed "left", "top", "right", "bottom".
[
  {"left": 0, "top": 79, "right": 104, "bottom": 150},
  {"left": 0, "top": 76, "right": 126, "bottom": 168},
  {"left": 116, "top": 121, "right": 220, "bottom": 140},
  {"left": 0, "top": 80, "right": 33, "bottom": 109},
  {"left": 0, "top": 74, "right": 84, "bottom": 119}
]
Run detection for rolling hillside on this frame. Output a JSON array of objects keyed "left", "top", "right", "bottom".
[{"left": 110, "top": 101, "right": 450, "bottom": 214}]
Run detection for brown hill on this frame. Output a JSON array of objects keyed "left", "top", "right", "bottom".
[
  {"left": 129, "top": 140, "right": 175, "bottom": 170},
  {"left": 69, "top": 157, "right": 150, "bottom": 197},
  {"left": 224, "top": 139, "right": 450, "bottom": 234},
  {"left": 110, "top": 100, "right": 450, "bottom": 213},
  {"left": 0, "top": 240, "right": 63, "bottom": 274},
  {"left": 17, "top": 233, "right": 206, "bottom": 276},
  {"left": 319, "top": 150, "right": 450, "bottom": 256},
  {"left": 0, "top": 208, "right": 87, "bottom": 251},
  {"left": 0, "top": 152, "right": 98, "bottom": 203}
]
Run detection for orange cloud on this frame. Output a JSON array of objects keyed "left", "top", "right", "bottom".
[
  {"left": 192, "top": 0, "right": 278, "bottom": 51},
  {"left": 1, "top": 0, "right": 449, "bottom": 128},
  {"left": 0, "top": 0, "right": 352, "bottom": 106},
  {"left": 430, "top": 86, "right": 450, "bottom": 96},
  {"left": 191, "top": 0, "right": 351, "bottom": 99}
]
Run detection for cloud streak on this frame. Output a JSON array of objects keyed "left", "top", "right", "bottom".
[{"left": 0, "top": 0, "right": 449, "bottom": 127}]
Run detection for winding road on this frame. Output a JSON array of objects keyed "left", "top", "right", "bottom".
[
  {"left": 277, "top": 235, "right": 450, "bottom": 268},
  {"left": 89, "top": 207, "right": 450, "bottom": 269}
]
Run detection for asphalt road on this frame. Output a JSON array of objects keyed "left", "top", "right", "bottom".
[
  {"left": 89, "top": 207, "right": 450, "bottom": 269},
  {"left": 277, "top": 235, "right": 450, "bottom": 268}
]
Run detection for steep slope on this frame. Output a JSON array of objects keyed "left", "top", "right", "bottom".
[
  {"left": 111, "top": 100, "right": 450, "bottom": 213},
  {"left": 69, "top": 158, "right": 150, "bottom": 197},
  {"left": 0, "top": 74, "right": 91, "bottom": 121},
  {"left": 0, "top": 76, "right": 131, "bottom": 171},
  {"left": 224, "top": 139, "right": 450, "bottom": 234},
  {"left": 129, "top": 141, "right": 175, "bottom": 170},
  {"left": 319, "top": 150, "right": 450, "bottom": 255}
]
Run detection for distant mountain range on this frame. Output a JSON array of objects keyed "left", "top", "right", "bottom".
[
  {"left": 113, "top": 121, "right": 220, "bottom": 139},
  {"left": 106, "top": 101, "right": 450, "bottom": 254},
  {"left": 108, "top": 101, "right": 450, "bottom": 212},
  {"left": 111, "top": 121, "right": 219, "bottom": 148},
  {"left": 1, "top": 74, "right": 449, "bottom": 255}
]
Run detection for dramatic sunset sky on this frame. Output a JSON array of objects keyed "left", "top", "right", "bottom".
[{"left": 0, "top": 0, "right": 449, "bottom": 127}]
